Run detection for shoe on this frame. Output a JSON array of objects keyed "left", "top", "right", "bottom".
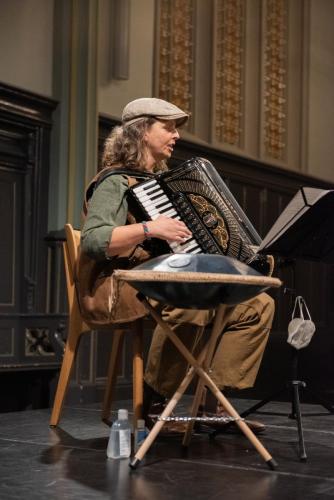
[
  {"left": 195, "top": 405, "right": 266, "bottom": 435},
  {"left": 143, "top": 385, "right": 189, "bottom": 438},
  {"left": 145, "top": 401, "right": 188, "bottom": 437}
]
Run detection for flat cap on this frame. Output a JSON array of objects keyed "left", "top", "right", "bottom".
[{"left": 122, "top": 97, "right": 189, "bottom": 127}]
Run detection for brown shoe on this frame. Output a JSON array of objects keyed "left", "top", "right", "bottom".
[{"left": 145, "top": 401, "right": 188, "bottom": 437}]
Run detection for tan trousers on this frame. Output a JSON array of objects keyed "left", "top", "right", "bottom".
[{"left": 144, "top": 293, "right": 275, "bottom": 398}]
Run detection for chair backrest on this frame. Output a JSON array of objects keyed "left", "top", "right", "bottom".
[{"left": 63, "top": 223, "right": 81, "bottom": 311}]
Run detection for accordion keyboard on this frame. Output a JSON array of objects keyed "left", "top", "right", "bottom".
[{"left": 133, "top": 178, "right": 202, "bottom": 254}]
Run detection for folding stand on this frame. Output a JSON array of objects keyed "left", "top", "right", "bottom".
[
  {"left": 130, "top": 295, "right": 277, "bottom": 469},
  {"left": 112, "top": 263, "right": 282, "bottom": 471}
]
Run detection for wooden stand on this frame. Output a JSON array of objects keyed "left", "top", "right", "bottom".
[
  {"left": 112, "top": 265, "right": 281, "bottom": 470},
  {"left": 129, "top": 295, "right": 277, "bottom": 470}
]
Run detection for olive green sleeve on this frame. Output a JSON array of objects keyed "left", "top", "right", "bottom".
[{"left": 81, "top": 174, "right": 129, "bottom": 260}]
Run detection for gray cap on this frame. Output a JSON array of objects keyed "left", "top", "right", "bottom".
[{"left": 122, "top": 97, "right": 189, "bottom": 127}]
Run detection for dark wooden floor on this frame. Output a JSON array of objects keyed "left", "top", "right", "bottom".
[{"left": 0, "top": 397, "right": 333, "bottom": 500}]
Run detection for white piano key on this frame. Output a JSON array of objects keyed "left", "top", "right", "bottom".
[
  {"left": 141, "top": 196, "right": 170, "bottom": 209},
  {"left": 146, "top": 204, "right": 172, "bottom": 216},
  {"left": 162, "top": 209, "right": 177, "bottom": 217},
  {"left": 150, "top": 212, "right": 180, "bottom": 220},
  {"left": 169, "top": 238, "right": 199, "bottom": 254},
  {"left": 179, "top": 240, "right": 199, "bottom": 253},
  {"left": 143, "top": 204, "right": 172, "bottom": 214},
  {"left": 182, "top": 239, "right": 198, "bottom": 249},
  {"left": 152, "top": 203, "right": 172, "bottom": 213},
  {"left": 143, "top": 184, "right": 160, "bottom": 193},
  {"left": 169, "top": 242, "right": 179, "bottom": 250},
  {"left": 149, "top": 208, "right": 176, "bottom": 218},
  {"left": 147, "top": 208, "right": 163, "bottom": 216},
  {"left": 160, "top": 205, "right": 176, "bottom": 214},
  {"left": 190, "top": 247, "right": 202, "bottom": 254},
  {"left": 140, "top": 194, "right": 169, "bottom": 205},
  {"left": 136, "top": 190, "right": 164, "bottom": 202}
]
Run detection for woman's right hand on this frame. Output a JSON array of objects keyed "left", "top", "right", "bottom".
[
  {"left": 147, "top": 215, "right": 192, "bottom": 243},
  {"left": 105, "top": 215, "right": 192, "bottom": 257}
]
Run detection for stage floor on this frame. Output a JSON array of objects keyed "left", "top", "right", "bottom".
[{"left": 0, "top": 397, "right": 333, "bottom": 500}]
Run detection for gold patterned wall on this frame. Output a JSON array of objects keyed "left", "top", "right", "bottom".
[
  {"left": 154, "top": 0, "right": 301, "bottom": 169},
  {"left": 213, "top": 0, "right": 245, "bottom": 147},
  {"left": 263, "top": 0, "right": 288, "bottom": 161},
  {"left": 156, "top": 0, "right": 194, "bottom": 121}
]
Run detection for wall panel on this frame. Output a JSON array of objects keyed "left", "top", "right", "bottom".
[{"left": 0, "top": 83, "right": 64, "bottom": 411}]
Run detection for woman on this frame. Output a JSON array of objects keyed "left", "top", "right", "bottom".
[
  {"left": 80, "top": 97, "right": 275, "bottom": 433},
  {"left": 82, "top": 103, "right": 192, "bottom": 260}
]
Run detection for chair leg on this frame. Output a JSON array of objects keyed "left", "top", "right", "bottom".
[
  {"left": 101, "top": 329, "right": 125, "bottom": 425},
  {"left": 132, "top": 319, "right": 144, "bottom": 429},
  {"left": 49, "top": 316, "right": 82, "bottom": 427}
]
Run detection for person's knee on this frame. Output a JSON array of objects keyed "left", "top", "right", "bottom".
[
  {"left": 249, "top": 293, "right": 275, "bottom": 332},
  {"left": 261, "top": 292, "right": 275, "bottom": 308},
  {"left": 248, "top": 293, "right": 275, "bottom": 317},
  {"left": 226, "top": 293, "right": 275, "bottom": 329},
  {"left": 261, "top": 293, "right": 275, "bottom": 319}
]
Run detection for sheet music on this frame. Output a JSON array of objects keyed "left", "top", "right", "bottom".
[{"left": 258, "top": 187, "right": 333, "bottom": 253}]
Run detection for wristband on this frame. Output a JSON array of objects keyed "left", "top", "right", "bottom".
[{"left": 141, "top": 221, "right": 151, "bottom": 240}]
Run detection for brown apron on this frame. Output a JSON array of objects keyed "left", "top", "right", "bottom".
[{"left": 76, "top": 169, "right": 152, "bottom": 327}]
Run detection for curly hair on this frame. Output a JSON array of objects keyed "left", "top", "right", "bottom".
[{"left": 102, "top": 117, "right": 167, "bottom": 173}]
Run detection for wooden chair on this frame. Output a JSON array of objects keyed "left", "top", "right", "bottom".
[{"left": 49, "top": 223, "right": 144, "bottom": 427}]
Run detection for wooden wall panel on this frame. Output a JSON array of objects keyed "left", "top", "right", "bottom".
[
  {"left": 0, "top": 83, "right": 64, "bottom": 399},
  {"left": 0, "top": 174, "right": 17, "bottom": 307}
]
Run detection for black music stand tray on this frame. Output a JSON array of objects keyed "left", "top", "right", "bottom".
[{"left": 211, "top": 186, "right": 334, "bottom": 461}]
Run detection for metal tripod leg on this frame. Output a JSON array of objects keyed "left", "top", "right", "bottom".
[{"left": 291, "top": 380, "right": 307, "bottom": 461}]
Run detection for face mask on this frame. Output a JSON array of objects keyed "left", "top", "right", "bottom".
[{"left": 287, "top": 296, "right": 316, "bottom": 350}]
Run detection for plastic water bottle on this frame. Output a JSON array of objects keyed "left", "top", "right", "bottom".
[
  {"left": 107, "top": 409, "right": 131, "bottom": 459},
  {"left": 134, "top": 418, "right": 148, "bottom": 452}
]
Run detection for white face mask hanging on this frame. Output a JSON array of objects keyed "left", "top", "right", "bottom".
[{"left": 287, "top": 295, "right": 316, "bottom": 350}]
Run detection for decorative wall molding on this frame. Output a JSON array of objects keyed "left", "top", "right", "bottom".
[
  {"left": 155, "top": 0, "right": 195, "bottom": 126},
  {"left": 262, "top": 0, "right": 288, "bottom": 161},
  {"left": 25, "top": 328, "right": 55, "bottom": 357},
  {"left": 212, "top": 0, "right": 246, "bottom": 148},
  {"left": 154, "top": 0, "right": 307, "bottom": 173}
]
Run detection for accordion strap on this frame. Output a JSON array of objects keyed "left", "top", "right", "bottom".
[{"left": 83, "top": 167, "right": 154, "bottom": 216}]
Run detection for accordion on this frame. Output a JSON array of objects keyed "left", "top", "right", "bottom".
[{"left": 129, "top": 157, "right": 269, "bottom": 274}]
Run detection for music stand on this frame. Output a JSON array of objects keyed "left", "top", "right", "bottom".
[{"left": 212, "top": 187, "right": 334, "bottom": 461}]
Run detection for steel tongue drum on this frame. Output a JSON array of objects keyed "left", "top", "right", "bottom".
[{"left": 122, "top": 253, "right": 279, "bottom": 309}]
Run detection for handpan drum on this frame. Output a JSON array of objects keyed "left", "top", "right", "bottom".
[{"left": 113, "top": 254, "right": 281, "bottom": 309}]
